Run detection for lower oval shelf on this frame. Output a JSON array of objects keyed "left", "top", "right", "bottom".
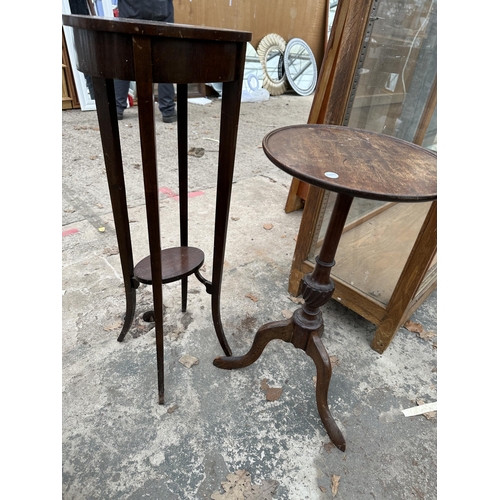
[{"left": 134, "top": 246, "right": 205, "bottom": 285}]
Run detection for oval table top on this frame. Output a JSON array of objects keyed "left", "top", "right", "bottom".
[{"left": 263, "top": 125, "right": 437, "bottom": 202}]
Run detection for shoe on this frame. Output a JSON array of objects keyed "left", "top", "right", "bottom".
[
  {"left": 117, "top": 113, "right": 124, "bottom": 121},
  {"left": 162, "top": 112, "right": 177, "bottom": 123}
]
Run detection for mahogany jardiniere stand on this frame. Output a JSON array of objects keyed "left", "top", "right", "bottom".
[
  {"left": 214, "top": 124, "right": 437, "bottom": 451},
  {"left": 62, "top": 14, "right": 251, "bottom": 405}
]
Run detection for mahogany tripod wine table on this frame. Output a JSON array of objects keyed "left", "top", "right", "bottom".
[
  {"left": 214, "top": 124, "right": 437, "bottom": 451},
  {"left": 62, "top": 14, "right": 251, "bottom": 405}
]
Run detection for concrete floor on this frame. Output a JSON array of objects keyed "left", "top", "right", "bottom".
[{"left": 61, "top": 92, "right": 437, "bottom": 499}]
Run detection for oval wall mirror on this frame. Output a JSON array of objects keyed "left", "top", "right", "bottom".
[
  {"left": 284, "top": 38, "right": 318, "bottom": 96},
  {"left": 243, "top": 42, "right": 264, "bottom": 92},
  {"left": 257, "top": 33, "right": 287, "bottom": 96}
]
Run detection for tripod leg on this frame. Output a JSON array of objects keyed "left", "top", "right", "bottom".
[
  {"left": 306, "top": 332, "right": 346, "bottom": 451},
  {"left": 213, "top": 319, "right": 294, "bottom": 369}
]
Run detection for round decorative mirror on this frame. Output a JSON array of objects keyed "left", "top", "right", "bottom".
[
  {"left": 284, "top": 38, "right": 318, "bottom": 96},
  {"left": 243, "top": 42, "right": 264, "bottom": 93},
  {"left": 257, "top": 34, "right": 287, "bottom": 96}
]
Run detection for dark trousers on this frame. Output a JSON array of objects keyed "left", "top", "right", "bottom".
[
  {"left": 114, "top": 80, "right": 175, "bottom": 116},
  {"left": 114, "top": 0, "right": 175, "bottom": 117}
]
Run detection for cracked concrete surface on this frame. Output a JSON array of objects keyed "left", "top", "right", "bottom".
[{"left": 62, "top": 93, "right": 437, "bottom": 499}]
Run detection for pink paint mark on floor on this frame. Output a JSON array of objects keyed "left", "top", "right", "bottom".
[
  {"left": 171, "top": 191, "right": 205, "bottom": 201},
  {"left": 62, "top": 228, "right": 79, "bottom": 237},
  {"left": 159, "top": 187, "right": 178, "bottom": 198},
  {"left": 159, "top": 187, "right": 204, "bottom": 200},
  {"left": 188, "top": 191, "right": 204, "bottom": 198}
]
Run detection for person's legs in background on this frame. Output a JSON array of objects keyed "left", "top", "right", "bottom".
[
  {"left": 114, "top": 79, "right": 176, "bottom": 122},
  {"left": 114, "top": 79, "right": 131, "bottom": 120},
  {"left": 158, "top": 1, "right": 176, "bottom": 123},
  {"left": 158, "top": 83, "right": 176, "bottom": 123},
  {"left": 114, "top": 1, "right": 176, "bottom": 122}
]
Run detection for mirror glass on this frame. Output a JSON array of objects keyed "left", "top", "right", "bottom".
[
  {"left": 243, "top": 43, "right": 264, "bottom": 92},
  {"left": 328, "top": 1, "right": 339, "bottom": 37},
  {"left": 284, "top": 38, "right": 317, "bottom": 96}
]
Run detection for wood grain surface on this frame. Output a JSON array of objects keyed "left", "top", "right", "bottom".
[{"left": 264, "top": 125, "right": 437, "bottom": 202}]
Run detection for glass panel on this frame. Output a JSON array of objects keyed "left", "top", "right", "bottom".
[
  {"left": 347, "top": 0, "right": 437, "bottom": 139},
  {"left": 422, "top": 107, "right": 437, "bottom": 151},
  {"left": 310, "top": 193, "right": 388, "bottom": 256},
  {"left": 309, "top": 0, "right": 437, "bottom": 304},
  {"left": 327, "top": 1, "right": 339, "bottom": 38}
]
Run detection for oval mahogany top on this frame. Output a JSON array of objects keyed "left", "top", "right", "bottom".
[
  {"left": 263, "top": 125, "right": 437, "bottom": 202},
  {"left": 134, "top": 247, "right": 204, "bottom": 285},
  {"left": 62, "top": 14, "right": 252, "bottom": 43}
]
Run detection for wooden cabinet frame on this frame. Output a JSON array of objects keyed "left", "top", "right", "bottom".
[
  {"left": 285, "top": 0, "right": 437, "bottom": 353},
  {"left": 62, "top": 28, "right": 79, "bottom": 109}
]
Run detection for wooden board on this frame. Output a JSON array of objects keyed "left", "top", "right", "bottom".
[
  {"left": 62, "top": 28, "right": 79, "bottom": 109},
  {"left": 62, "top": 64, "right": 73, "bottom": 109},
  {"left": 175, "top": 0, "right": 327, "bottom": 68}
]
